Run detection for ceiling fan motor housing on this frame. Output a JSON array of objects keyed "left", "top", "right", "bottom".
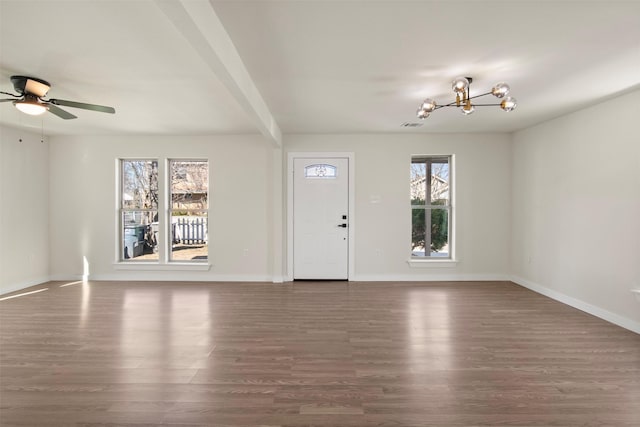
[{"left": 11, "top": 75, "right": 51, "bottom": 96}]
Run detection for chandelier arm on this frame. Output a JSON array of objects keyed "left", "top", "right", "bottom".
[
  {"left": 438, "top": 101, "right": 462, "bottom": 108},
  {"left": 433, "top": 91, "right": 494, "bottom": 108},
  {"left": 467, "top": 91, "right": 493, "bottom": 100},
  {"left": 433, "top": 102, "right": 502, "bottom": 108}
]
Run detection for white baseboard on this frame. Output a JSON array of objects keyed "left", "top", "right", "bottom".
[
  {"left": 0, "top": 276, "right": 50, "bottom": 295},
  {"left": 49, "top": 275, "right": 83, "bottom": 282},
  {"left": 511, "top": 275, "right": 640, "bottom": 335},
  {"left": 350, "top": 274, "right": 510, "bottom": 282},
  {"left": 78, "top": 273, "right": 273, "bottom": 282}
]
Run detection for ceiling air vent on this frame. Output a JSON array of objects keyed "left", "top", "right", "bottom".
[{"left": 401, "top": 122, "right": 423, "bottom": 128}]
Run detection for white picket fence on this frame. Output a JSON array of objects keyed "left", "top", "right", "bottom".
[{"left": 172, "top": 217, "right": 207, "bottom": 245}]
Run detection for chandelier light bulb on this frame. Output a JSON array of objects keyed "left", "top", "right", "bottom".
[
  {"left": 417, "top": 108, "right": 429, "bottom": 119},
  {"left": 421, "top": 98, "right": 436, "bottom": 113},
  {"left": 451, "top": 76, "right": 469, "bottom": 93},
  {"left": 500, "top": 96, "right": 517, "bottom": 112},
  {"left": 461, "top": 100, "right": 475, "bottom": 115},
  {"left": 492, "top": 82, "right": 510, "bottom": 98}
]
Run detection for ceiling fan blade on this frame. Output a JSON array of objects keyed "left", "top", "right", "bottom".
[
  {"left": 0, "top": 98, "right": 16, "bottom": 103},
  {"left": 48, "top": 104, "right": 77, "bottom": 120},
  {"left": 49, "top": 98, "right": 115, "bottom": 114}
]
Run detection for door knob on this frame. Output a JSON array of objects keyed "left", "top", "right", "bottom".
[{"left": 338, "top": 223, "right": 347, "bottom": 228}]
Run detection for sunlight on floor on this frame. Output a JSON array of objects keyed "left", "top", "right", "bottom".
[
  {"left": 0, "top": 288, "right": 49, "bottom": 301},
  {"left": 59, "top": 281, "right": 84, "bottom": 288}
]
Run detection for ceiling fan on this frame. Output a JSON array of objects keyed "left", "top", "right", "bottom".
[{"left": 0, "top": 75, "right": 115, "bottom": 119}]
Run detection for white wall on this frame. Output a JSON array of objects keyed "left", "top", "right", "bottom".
[
  {"left": 4, "top": 130, "right": 512, "bottom": 287},
  {"left": 0, "top": 126, "right": 50, "bottom": 294},
  {"left": 284, "top": 133, "right": 512, "bottom": 281},
  {"left": 511, "top": 89, "right": 640, "bottom": 332},
  {"left": 48, "top": 134, "right": 275, "bottom": 282}
]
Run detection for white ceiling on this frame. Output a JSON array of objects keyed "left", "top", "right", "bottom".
[{"left": 1, "top": 0, "right": 639, "bottom": 137}]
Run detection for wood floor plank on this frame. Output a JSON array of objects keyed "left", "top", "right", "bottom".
[{"left": 1, "top": 280, "right": 639, "bottom": 426}]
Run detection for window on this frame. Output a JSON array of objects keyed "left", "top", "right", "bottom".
[
  {"left": 411, "top": 156, "right": 452, "bottom": 258},
  {"left": 121, "top": 160, "right": 159, "bottom": 260},
  {"left": 304, "top": 164, "right": 337, "bottom": 178},
  {"left": 169, "top": 160, "right": 208, "bottom": 262},
  {"left": 119, "top": 159, "right": 208, "bottom": 263}
]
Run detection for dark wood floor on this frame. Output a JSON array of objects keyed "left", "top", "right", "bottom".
[{"left": 1, "top": 280, "right": 639, "bottom": 426}]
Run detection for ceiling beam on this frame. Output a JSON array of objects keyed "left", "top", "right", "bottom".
[{"left": 156, "top": 0, "right": 282, "bottom": 146}]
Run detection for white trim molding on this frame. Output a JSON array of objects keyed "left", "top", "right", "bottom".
[
  {"left": 352, "top": 274, "right": 509, "bottom": 282},
  {"left": 68, "top": 273, "right": 272, "bottom": 282},
  {"left": 113, "top": 262, "right": 211, "bottom": 271},
  {"left": 512, "top": 275, "right": 640, "bottom": 335},
  {"left": 407, "top": 259, "right": 459, "bottom": 268}
]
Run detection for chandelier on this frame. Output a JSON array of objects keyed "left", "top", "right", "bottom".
[{"left": 417, "top": 77, "right": 517, "bottom": 119}]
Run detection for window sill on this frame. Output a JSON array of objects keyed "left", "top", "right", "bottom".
[
  {"left": 114, "top": 262, "right": 211, "bottom": 271},
  {"left": 407, "top": 259, "right": 458, "bottom": 268}
]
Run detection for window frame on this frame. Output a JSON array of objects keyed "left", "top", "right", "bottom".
[{"left": 410, "top": 155, "right": 454, "bottom": 261}]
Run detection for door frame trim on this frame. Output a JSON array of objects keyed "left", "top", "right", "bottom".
[{"left": 286, "top": 152, "right": 355, "bottom": 281}]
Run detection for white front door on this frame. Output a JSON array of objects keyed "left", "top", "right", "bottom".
[{"left": 293, "top": 157, "right": 349, "bottom": 280}]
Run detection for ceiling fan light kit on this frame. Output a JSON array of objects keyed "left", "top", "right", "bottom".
[
  {"left": 417, "top": 76, "right": 517, "bottom": 119},
  {"left": 1, "top": 75, "right": 116, "bottom": 120},
  {"left": 14, "top": 94, "right": 49, "bottom": 116}
]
